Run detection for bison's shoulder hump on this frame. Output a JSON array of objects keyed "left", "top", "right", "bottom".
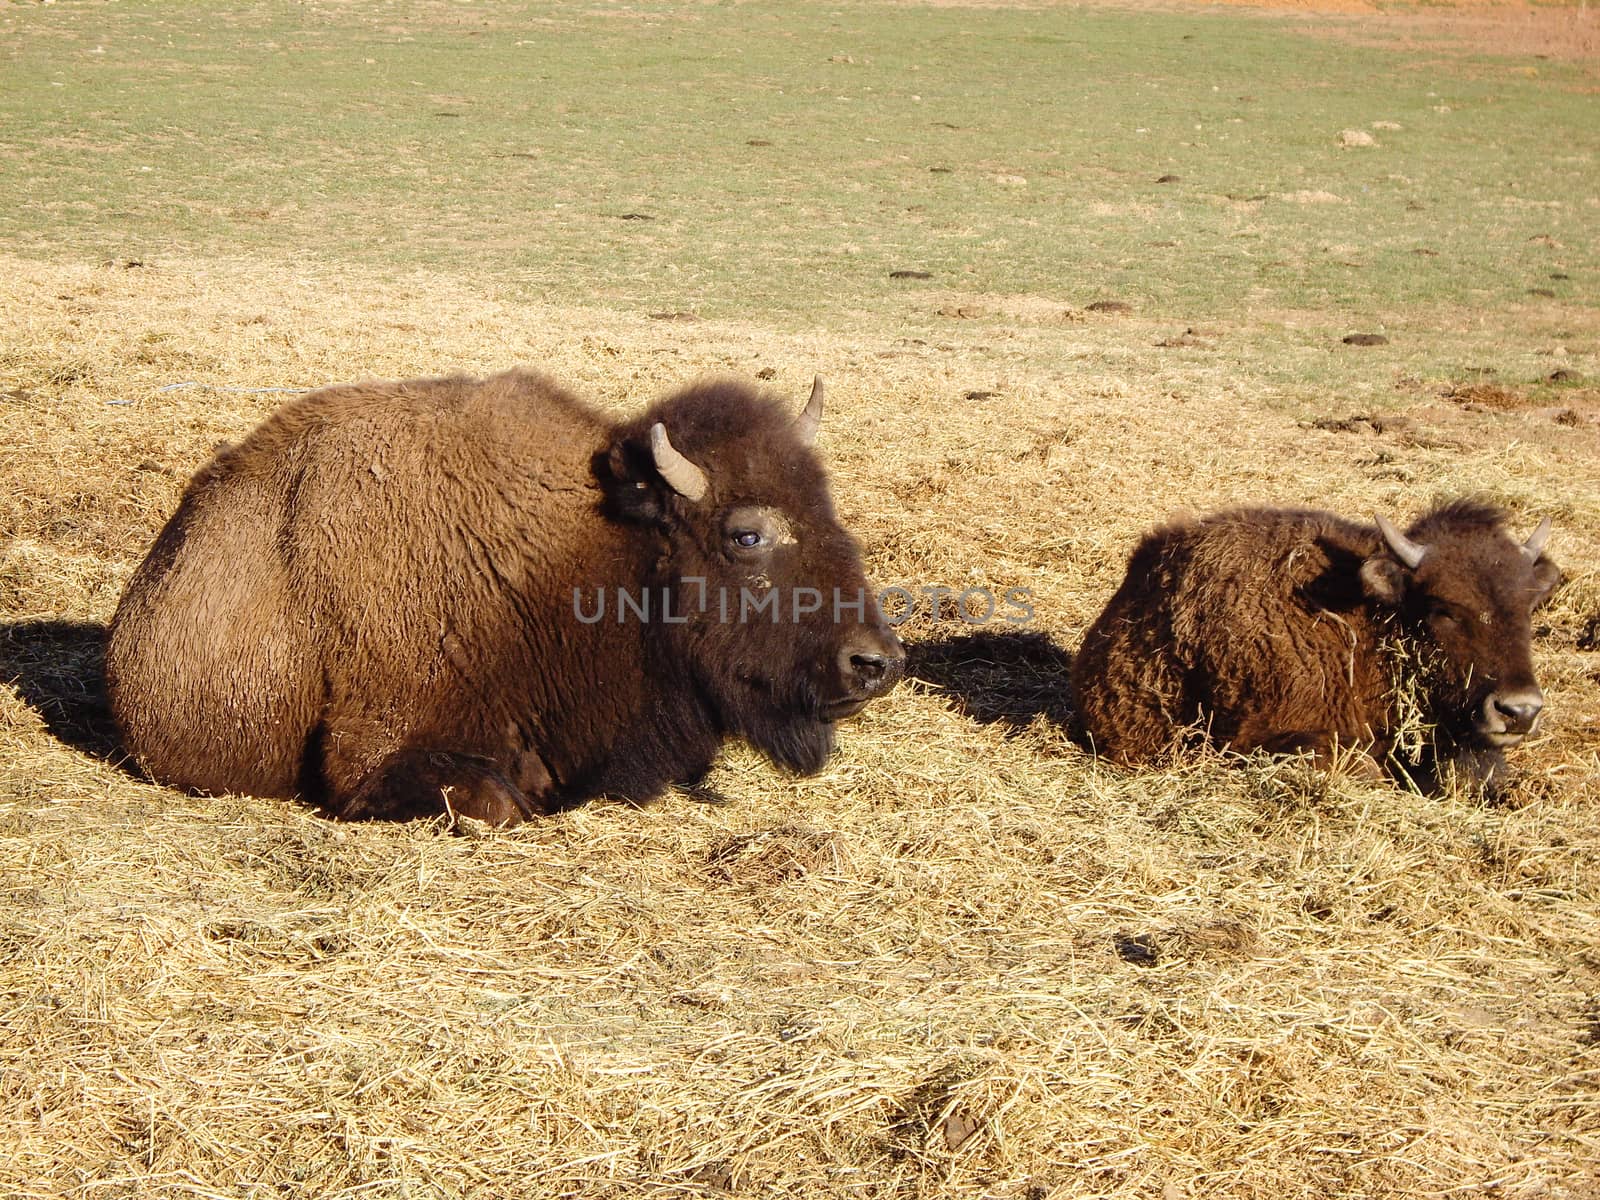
[
  {"left": 254, "top": 370, "right": 602, "bottom": 457},
  {"left": 1114, "top": 506, "right": 1376, "bottom": 600}
]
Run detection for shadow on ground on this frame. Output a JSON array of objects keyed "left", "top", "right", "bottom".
[
  {"left": 0, "top": 620, "right": 123, "bottom": 762},
  {"left": 907, "top": 627, "right": 1081, "bottom": 739}
]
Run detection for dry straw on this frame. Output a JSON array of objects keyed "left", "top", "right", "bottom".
[
  {"left": 2, "top": 253, "right": 1598, "bottom": 1198},
  {"left": 1379, "top": 631, "right": 1441, "bottom": 773}
]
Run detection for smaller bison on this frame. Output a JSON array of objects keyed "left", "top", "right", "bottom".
[
  {"left": 1072, "top": 500, "right": 1559, "bottom": 790},
  {"left": 106, "top": 369, "right": 904, "bottom": 824}
]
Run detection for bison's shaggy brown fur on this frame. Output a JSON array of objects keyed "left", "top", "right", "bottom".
[
  {"left": 105, "top": 369, "right": 903, "bottom": 824},
  {"left": 1072, "top": 500, "right": 1561, "bottom": 790}
]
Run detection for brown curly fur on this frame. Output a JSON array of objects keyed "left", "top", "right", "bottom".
[
  {"left": 105, "top": 370, "right": 902, "bottom": 824},
  {"left": 1071, "top": 500, "right": 1561, "bottom": 788}
]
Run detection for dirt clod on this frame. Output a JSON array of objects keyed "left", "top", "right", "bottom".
[
  {"left": 1446, "top": 383, "right": 1527, "bottom": 410},
  {"left": 1115, "top": 934, "right": 1161, "bottom": 967}
]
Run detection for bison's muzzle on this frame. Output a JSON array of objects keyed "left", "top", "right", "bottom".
[
  {"left": 1479, "top": 688, "right": 1545, "bottom": 745},
  {"left": 825, "top": 627, "right": 907, "bottom": 720}
]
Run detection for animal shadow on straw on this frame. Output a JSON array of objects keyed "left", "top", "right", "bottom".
[
  {"left": 0, "top": 620, "right": 124, "bottom": 762},
  {"left": 907, "top": 627, "right": 1083, "bottom": 741}
]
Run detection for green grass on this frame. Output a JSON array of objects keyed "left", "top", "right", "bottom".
[{"left": 2, "top": 1, "right": 1595, "bottom": 336}]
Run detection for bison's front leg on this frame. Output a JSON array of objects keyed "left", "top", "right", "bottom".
[
  {"left": 1432, "top": 743, "right": 1515, "bottom": 800},
  {"left": 1255, "top": 731, "right": 1385, "bottom": 781},
  {"left": 336, "top": 748, "right": 543, "bottom": 826}
]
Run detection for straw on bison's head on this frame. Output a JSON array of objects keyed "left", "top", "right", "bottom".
[
  {"left": 1363, "top": 500, "right": 1560, "bottom": 754},
  {"left": 597, "top": 377, "right": 904, "bottom": 776}
]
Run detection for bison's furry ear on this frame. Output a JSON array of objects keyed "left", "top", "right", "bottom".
[
  {"left": 593, "top": 438, "right": 669, "bottom": 526},
  {"left": 1531, "top": 556, "right": 1563, "bottom": 611},
  {"left": 1359, "top": 555, "right": 1408, "bottom": 605}
]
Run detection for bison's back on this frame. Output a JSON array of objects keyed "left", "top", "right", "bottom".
[
  {"left": 106, "top": 370, "right": 607, "bottom": 799},
  {"left": 1073, "top": 508, "right": 1391, "bottom": 763}
]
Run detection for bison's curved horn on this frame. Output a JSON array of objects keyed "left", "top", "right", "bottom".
[
  {"left": 1374, "top": 513, "right": 1428, "bottom": 570},
  {"left": 1521, "top": 515, "right": 1552, "bottom": 562},
  {"left": 794, "top": 376, "right": 824, "bottom": 447},
  {"left": 650, "top": 423, "right": 708, "bottom": 502}
]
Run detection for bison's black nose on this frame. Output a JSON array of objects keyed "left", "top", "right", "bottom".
[
  {"left": 840, "top": 630, "right": 906, "bottom": 697},
  {"left": 1493, "top": 692, "right": 1544, "bottom": 735},
  {"left": 852, "top": 652, "right": 891, "bottom": 683}
]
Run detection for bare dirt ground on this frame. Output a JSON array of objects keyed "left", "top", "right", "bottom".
[
  {"left": 902, "top": 0, "right": 1600, "bottom": 81},
  {"left": 1088, "top": 0, "right": 1600, "bottom": 62}
]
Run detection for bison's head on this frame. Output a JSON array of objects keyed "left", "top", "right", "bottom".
[
  {"left": 598, "top": 376, "right": 904, "bottom": 774},
  {"left": 1360, "top": 501, "right": 1560, "bottom": 750}
]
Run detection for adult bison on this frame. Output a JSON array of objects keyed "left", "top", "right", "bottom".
[
  {"left": 1071, "top": 500, "right": 1559, "bottom": 791},
  {"left": 106, "top": 370, "right": 905, "bottom": 824}
]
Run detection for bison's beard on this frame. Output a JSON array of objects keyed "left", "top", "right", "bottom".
[
  {"left": 744, "top": 711, "right": 837, "bottom": 776},
  {"left": 714, "top": 670, "right": 838, "bottom": 776}
]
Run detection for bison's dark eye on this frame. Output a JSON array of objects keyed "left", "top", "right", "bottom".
[{"left": 722, "top": 505, "right": 790, "bottom": 557}]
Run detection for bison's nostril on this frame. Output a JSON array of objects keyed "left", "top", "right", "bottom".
[
  {"left": 1492, "top": 692, "right": 1544, "bottom": 734},
  {"left": 852, "top": 652, "right": 888, "bottom": 681},
  {"left": 839, "top": 637, "right": 906, "bottom": 696}
]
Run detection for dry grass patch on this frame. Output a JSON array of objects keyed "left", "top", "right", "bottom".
[{"left": 2, "top": 253, "right": 1598, "bottom": 1197}]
